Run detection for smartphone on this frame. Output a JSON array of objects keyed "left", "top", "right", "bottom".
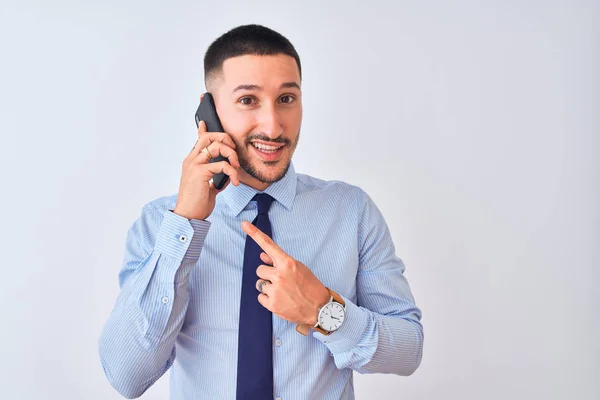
[{"left": 194, "top": 92, "right": 230, "bottom": 190}]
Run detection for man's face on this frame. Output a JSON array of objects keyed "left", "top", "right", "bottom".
[{"left": 210, "top": 54, "right": 302, "bottom": 187}]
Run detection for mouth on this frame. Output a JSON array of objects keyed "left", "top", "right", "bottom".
[{"left": 250, "top": 141, "right": 285, "bottom": 161}]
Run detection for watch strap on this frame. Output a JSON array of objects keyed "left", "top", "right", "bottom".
[{"left": 329, "top": 289, "right": 345, "bottom": 306}]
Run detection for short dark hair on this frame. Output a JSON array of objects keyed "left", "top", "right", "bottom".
[{"left": 203, "top": 24, "right": 302, "bottom": 88}]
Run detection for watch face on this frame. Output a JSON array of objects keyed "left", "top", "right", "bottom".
[{"left": 318, "top": 302, "right": 346, "bottom": 332}]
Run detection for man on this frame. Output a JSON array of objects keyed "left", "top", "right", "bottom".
[{"left": 98, "top": 24, "right": 423, "bottom": 400}]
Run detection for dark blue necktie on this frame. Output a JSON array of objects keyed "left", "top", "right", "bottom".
[{"left": 236, "top": 193, "right": 275, "bottom": 400}]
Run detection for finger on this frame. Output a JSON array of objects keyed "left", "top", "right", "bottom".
[
  {"left": 256, "top": 265, "right": 276, "bottom": 281},
  {"left": 189, "top": 129, "right": 237, "bottom": 161},
  {"left": 257, "top": 293, "right": 270, "bottom": 309},
  {"left": 260, "top": 281, "right": 273, "bottom": 296},
  {"left": 188, "top": 121, "right": 207, "bottom": 157},
  {"left": 255, "top": 279, "right": 272, "bottom": 294},
  {"left": 197, "top": 131, "right": 237, "bottom": 153},
  {"left": 242, "top": 221, "right": 286, "bottom": 261},
  {"left": 191, "top": 142, "right": 212, "bottom": 163},
  {"left": 194, "top": 141, "right": 241, "bottom": 169},
  {"left": 203, "top": 161, "right": 240, "bottom": 186},
  {"left": 198, "top": 119, "right": 207, "bottom": 134},
  {"left": 260, "top": 252, "right": 274, "bottom": 266}
]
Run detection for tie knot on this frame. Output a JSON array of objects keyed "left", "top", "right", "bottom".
[{"left": 252, "top": 193, "right": 275, "bottom": 215}]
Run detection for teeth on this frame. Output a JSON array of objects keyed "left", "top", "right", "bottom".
[{"left": 253, "top": 143, "right": 282, "bottom": 152}]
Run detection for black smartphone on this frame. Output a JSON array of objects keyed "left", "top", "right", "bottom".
[{"left": 194, "top": 92, "right": 230, "bottom": 190}]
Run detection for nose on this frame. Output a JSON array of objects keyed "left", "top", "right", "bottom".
[{"left": 257, "top": 105, "right": 283, "bottom": 139}]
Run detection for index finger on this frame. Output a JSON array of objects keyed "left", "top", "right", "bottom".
[{"left": 241, "top": 220, "right": 286, "bottom": 260}]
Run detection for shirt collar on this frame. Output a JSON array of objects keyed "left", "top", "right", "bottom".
[{"left": 219, "top": 161, "right": 297, "bottom": 217}]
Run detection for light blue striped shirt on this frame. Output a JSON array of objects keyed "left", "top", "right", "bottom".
[{"left": 98, "top": 161, "right": 423, "bottom": 399}]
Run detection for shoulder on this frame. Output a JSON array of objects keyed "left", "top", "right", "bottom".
[{"left": 295, "top": 172, "right": 369, "bottom": 207}]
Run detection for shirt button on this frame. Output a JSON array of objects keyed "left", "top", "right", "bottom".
[
  {"left": 161, "top": 296, "right": 169, "bottom": 304},
  {"left": 275, "top": 339, "right": 282, "bottom": 347},
  {"left": 178, "top": 234, "right": 187, "bottom": 243}
]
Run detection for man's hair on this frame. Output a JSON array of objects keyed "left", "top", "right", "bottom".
[{"left": 203, "top": 24, "right": 302, "bottom": 88}]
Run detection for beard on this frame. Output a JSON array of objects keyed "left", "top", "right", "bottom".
[{"left": 237, "top": 130, "right": 300, "bottom": 184}]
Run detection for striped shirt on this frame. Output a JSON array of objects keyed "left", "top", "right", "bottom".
[{"left": 98, "top": 161, "right": 423, "bottom": 399}]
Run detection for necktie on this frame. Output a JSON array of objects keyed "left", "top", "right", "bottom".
[{"left": 236, "top": 193, "right": 275, "bottom": 400}]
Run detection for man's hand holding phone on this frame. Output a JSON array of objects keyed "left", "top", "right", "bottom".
[{"left": 173, "top": 94, "right": 241, "bottom": 221}]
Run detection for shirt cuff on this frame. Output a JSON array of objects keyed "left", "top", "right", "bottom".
[
  {"left": 155, "top": 209, "right": 211, "bottom": 262},
  {"left": 312, "top": 295, "right": 370, "bottom": 354}
]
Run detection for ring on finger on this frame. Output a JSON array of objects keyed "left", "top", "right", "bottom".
[
  {"left": 201, "top": 147, "right": 212, "bottom": 160},
  {"left": 256, "top": 279, "right": 271, "bottom": 293}
]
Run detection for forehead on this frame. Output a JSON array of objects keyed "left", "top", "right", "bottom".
[{"left": 221, "top": 54, "right": 300, "bottom": 88}]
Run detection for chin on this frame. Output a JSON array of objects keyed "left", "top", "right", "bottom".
[{"left": 244, "top": 157, "right": 291, "bottom": 184}]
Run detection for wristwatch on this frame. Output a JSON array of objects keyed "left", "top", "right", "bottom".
[{"left": 296, "top": 287, "right": 346, "bottom": 336}]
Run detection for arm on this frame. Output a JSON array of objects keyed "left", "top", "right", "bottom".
[
  {"left": 312, "top": 189, "right": 424, "bottom": 375},
  {"left": 98, "top": 204, "right": 210, "bottom": 398}
]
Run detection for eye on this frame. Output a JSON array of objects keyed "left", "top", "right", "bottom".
[
  {"left": 279, "top": 95, "right": 296, "bottom": 104},
  {"left": 239, "top": 97, "right": 256, "bottom": 106}
]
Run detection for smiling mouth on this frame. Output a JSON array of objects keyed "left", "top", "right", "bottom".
[
  {"left": 251, "top": 142, "right": 285, "bottom": 161},
  {"left": 251, "top": 141, "right": 285, "bottom": 151}
]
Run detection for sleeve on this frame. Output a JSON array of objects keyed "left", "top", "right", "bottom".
[
  {"left": 312, "top": 189, "right": 424, "bottom": 376},
  {"left": 98, "top": 204, "right": 210, "bottom": 398}
]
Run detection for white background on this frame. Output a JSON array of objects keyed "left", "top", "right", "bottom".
[{"left": 1, "top": 1, "right": 598, "bottom": 399}]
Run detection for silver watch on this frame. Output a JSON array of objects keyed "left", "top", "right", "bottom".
[{"left": 314, "top": 290, "right": 346, "bottom": 334}]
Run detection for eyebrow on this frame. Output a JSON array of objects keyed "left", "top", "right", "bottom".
[{"left": 232, "top": 82, "right": 301, "bottom": 94}]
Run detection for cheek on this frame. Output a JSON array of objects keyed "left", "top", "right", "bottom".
[
  {"left": 219, "top": 108, "right": 255, "bottom": 141},
  {"left": 285, "top": 107, "right": 302, "bottom": 129}
]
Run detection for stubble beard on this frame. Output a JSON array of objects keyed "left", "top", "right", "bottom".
[{"left": 238, "top": 132, "right": 300, "bottom": 184}]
